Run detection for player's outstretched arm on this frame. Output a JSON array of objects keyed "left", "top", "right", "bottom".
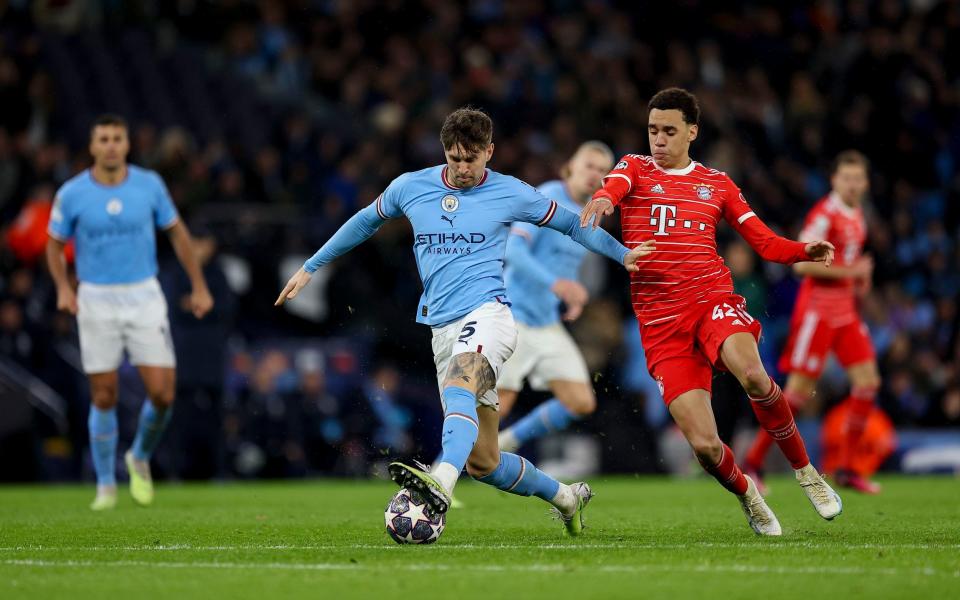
[
  {"left": 579, "top": 195, "right": 615, "bottom": 230},
  {"left": 794, "top": 254, "right": 871, "bottom": 279},
  {"left": 167, "top": 221, "right": 214, "bottom": 318},
  {"left": 545, "top": 204, "right": 654, "bottom": 272},
  {"left": 733, "top": 212, "right": 834, "bottom": 266},
  {"left": 580, "top": 156, "right": 635, "bottom": 229},
  {"left": 276, "top": 202, "right": 386, "bottom": 306}
]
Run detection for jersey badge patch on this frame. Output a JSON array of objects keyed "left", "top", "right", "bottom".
[
  {"left": 441, "top": 194, "right": 459, "bottom": 212},
  {"left": 106, "top": 198, "right": 123, "bottom": 215}
]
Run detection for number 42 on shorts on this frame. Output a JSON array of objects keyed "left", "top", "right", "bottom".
[{"left": 711, "top": 302, "right": 755, "bottom": 324}]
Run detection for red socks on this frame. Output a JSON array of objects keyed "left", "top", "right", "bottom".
[
  {"left": 749, "top": 378, "right": 810, "bottom": 470},
  {"left": 698, "top": 443, "right": 749, "bottom": 495},
  {"left": 844, "top": 387, "right": 877, "bottom": 469},
  {"left": 744, "top": 389, "right": 804, "bottom": 469}
]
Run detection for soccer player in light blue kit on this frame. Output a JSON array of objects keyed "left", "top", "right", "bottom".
[
  {"left": 497, "top": 141, "right": 614, "bottom": 457},
  {"left": 277, "top": 108, "right": 653, "bottom": 535},
  {"left": 46, "top": 114, "right": 213, "bottom": 510}
]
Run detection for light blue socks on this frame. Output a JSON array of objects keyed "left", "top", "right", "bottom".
[
  {"left": 437, "top": 386, "right": 480, "bottom": 472},
  {"left": 505, "top": 398, "right": 580, "bottom": 447},
  {"left": 131, "top": 401, "right": 173, "bottom": 461},
  {"left": 88, "top": 406, "right": 118, "bottom": 486},
  {"left": 476, "top": 451, "right": 561, "bottom": 501}
]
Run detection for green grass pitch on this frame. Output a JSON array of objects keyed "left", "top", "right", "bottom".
[{"left": 1, "top": 476, "right": 957, "bottom": 599}]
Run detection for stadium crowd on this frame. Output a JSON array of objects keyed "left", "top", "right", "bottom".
[{"left": 0, "top": 0, "right": 958, "bottom": 479}]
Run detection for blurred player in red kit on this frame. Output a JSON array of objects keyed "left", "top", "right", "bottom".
[
  {"left": 580, "top": 87, "right": 843, "bottom": 535},
  {"left": 744, "top": 150, "right": 882, "bottom": 495}
]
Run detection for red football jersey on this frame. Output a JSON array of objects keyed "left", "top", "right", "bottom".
[
  {"left": 795, "top": 192, "right": 867, "bottom": 323},
  {"left": 597, "top": 154, "right": 809, "bottom": 326}
]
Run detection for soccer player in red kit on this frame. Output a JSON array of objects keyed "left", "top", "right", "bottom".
[
  {"left": 580, "top": 88, "right": 843, "bottom": 535},
  {"left": 744, "top": 150, "right": 881, "bottom": 495}
]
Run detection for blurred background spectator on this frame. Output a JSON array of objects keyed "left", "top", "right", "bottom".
[{"left": 0, "top": 0, "right": 958, "bottom": 481}]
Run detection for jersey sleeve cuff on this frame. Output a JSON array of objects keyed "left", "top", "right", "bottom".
[
  {"left": 47, "top": 228, "right": 69, "bottom": 242},
  {"left": 536, "top": 200, "right": 558, "bottom": 226},
  {"left": 160, "top": 215, "right": 181, "bottom": 230}
]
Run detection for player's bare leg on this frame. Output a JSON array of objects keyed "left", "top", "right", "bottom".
[
  {"left": 88, "top": 371, "right": 119, "bottom": 511},
  {"left": 467, "top": 405, "right": 592, "bottom": 536},
  {"left": 497, "top": 388, "right": 520, "bottom": 420},
  {"left": 125, "top": 366, "right": 175, "bottom": 507},
  {"left": 744, "top": 373, "right": 816, "bottom": 495},
  {"left": 498, "top": 380, "right": 595, "bottom": 452},
  {"left": 721, "top": 333, "right": 841, "bottom": 520},
  {"left": 668, "top": 389, "right": 780, "bottom": 535},
  {"left": 835, "top": 360, "right": 882, "bottom": 494}
]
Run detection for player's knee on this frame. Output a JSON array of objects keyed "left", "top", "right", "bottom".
[
  {"left": 860, "top": 373, "right": 881, "bottom": 393},
  {"left": 739, "top": 363, "right": 770, "bottom": 398},
  {"left": 466, "top": 448, "right": 500, "bottom": 479},
  {"left": 147, "top": 386, "right": 175, "bottom": 409},
  {"left": 568, "top": 390, "right": 596, "bottom": 416},
  {"left": 690, "top": 436, "right": 723, "bottom": 466},
  {"left": 91, "top": 385, "right": 118, "bottom": 410}
]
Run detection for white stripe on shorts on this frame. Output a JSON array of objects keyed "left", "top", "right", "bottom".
[{"left": 790, "top": 311, "right": 819, "bottom": 368}]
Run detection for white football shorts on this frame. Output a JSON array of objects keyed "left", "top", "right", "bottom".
[
  {"left": 76, "top": 277, "right": 175, "bottom": 374},
  {"left": 498, "top": 321, "right": 591, "bottom": 392},
  {"left": 431, "top": 301, "right": 518, "bottom": 410}
]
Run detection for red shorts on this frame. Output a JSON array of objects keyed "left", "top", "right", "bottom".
[
  {"left": 640, "top": 294, "right": 763, "bottom": 405},
  {"left": 778, "top": 311, "right": 875, "bottom": 378}
]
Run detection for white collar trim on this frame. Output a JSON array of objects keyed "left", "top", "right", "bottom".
[{"left": 654, "top": 159, "right": 698, "bottom": 176}]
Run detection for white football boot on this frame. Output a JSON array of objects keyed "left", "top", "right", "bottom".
[
  {"left": 90, "top": 485, "right": 117, "bottom": 511},
  {"left": 737, "top": 476, "right": 782, "bottom": 536},
  {"left": 796, "top": 464, "right": 842, "bottom": 520}
]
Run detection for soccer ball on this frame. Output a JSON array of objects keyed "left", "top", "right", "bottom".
[{"left": 384, "top": 487, "right": 446, "bottom": 544}]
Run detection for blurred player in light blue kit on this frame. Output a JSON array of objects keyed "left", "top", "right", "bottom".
[
  {"left": 46, "top": 114, "right": 213, "bottom": 510},
  {"left": 277, "top": 108, "right": 653, "bottom": 535},
  {"left": 498, "top": 141, "right": 614, "bottom": 456}
]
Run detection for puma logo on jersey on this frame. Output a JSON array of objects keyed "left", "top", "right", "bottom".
[{"left": 440, "top": 214, "right": 456, "bottom": 227}]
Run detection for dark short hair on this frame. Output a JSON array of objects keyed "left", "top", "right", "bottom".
[
  {"left": 90, "top": 113, "right": 128, "bottom": 135},
  {"left": 440, "top": 107, "right": 493, "bottom": 154},
  {"left": 831, "top": 149, "right": 870, "bottom": 175},
  {"left": 648, "top": 88, "right": 700, "bottom": 125}
]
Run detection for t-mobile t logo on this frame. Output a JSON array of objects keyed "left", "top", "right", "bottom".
[{"left": 649, "top": 204, "right": 677, "bottom": 236}]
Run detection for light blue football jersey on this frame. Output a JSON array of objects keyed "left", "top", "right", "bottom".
[
  {"left": 303, "top": 165, "right": 628, "bottom": 327},
  {"left": 48, "top": 165, "right": 179, "bottom": 284},
  {"left": 505, "top": 180, "right": 589, "bottom": 327}
]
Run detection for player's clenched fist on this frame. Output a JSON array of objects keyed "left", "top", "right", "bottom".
[
  {"left": 55, "top": 286, "right": 78, "bottom": 315},
  {"left": 190, "top": 286, "right": 214, "bottom": 319},
  {"left": 804, "top": 240, "right": 835, "bottom": 267},
  {"left": 275, "top": 267, "right": 312, "bottom": 306},
  {"left": 622, "top": 239, "right": 656, "bottom": 272}
]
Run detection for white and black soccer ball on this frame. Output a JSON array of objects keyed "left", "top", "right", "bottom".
[{"left": 384, "top": 487, "right": 446, "bottom": 545}]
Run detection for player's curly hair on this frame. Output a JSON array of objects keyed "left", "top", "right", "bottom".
[
  {"left": 648, "top": 88, "right": 700, "bottom": 125},
  {"left": 440, "top": 107, "right": 493, "bottom": 154}
]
